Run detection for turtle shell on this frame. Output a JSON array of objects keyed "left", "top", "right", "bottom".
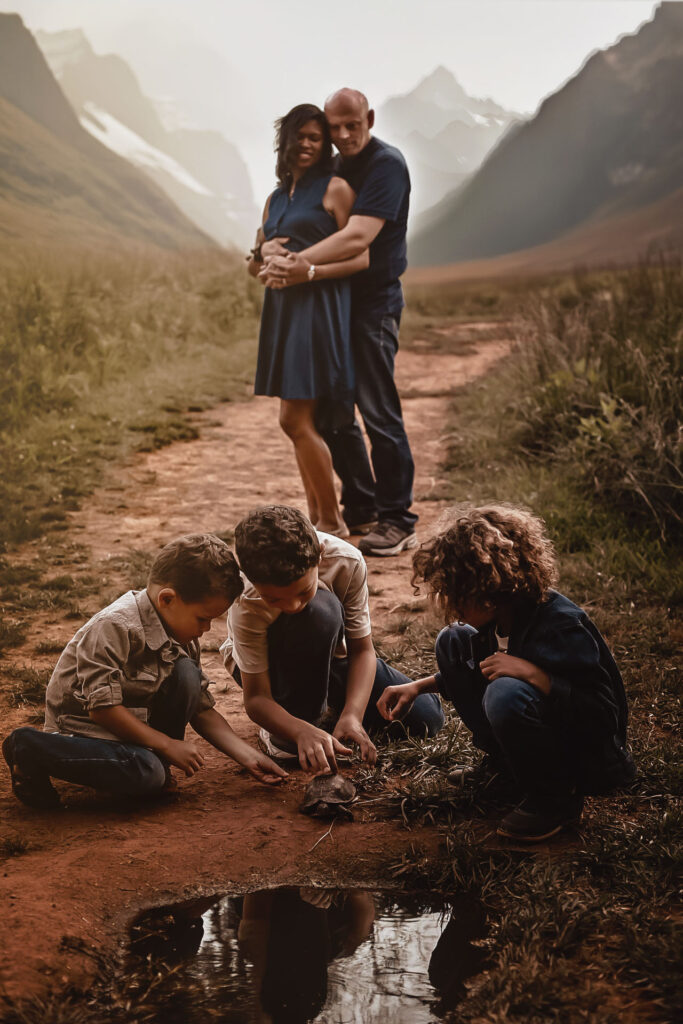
[{"left": 301, "top": 773, "right": 356, "bottom": 812}]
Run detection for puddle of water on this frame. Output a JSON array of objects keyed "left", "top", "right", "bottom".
[{"left": 127, "top": 888, "right": 488, "bottom": 1023}]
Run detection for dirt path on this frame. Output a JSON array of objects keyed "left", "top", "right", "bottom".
[{"left": 0, "top": 326, "right": 510, "bottom": 1004}]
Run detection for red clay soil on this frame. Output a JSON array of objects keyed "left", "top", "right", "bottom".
[{"left": 0, "top": 327, "right": 510, "bottom": 1005}]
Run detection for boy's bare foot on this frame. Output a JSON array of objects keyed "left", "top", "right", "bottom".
[{"left": 316, "top": 522, "right": 350, "bottom": 539}]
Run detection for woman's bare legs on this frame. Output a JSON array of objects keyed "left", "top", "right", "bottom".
[
  {"left": 279, "top": 399, "right": 348, "bottom": 535},
  {"left": 293, "top": 449, "right": 320, "bottom": 525}
]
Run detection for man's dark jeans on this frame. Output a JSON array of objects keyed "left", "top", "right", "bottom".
[
  {"left": 8, "top": 658, "right": 202, "bottom": 797},
  {"left": 316, "top": 308, "right": 417, "bottom": 532},
  {"left": 435, "top": 625, "right": 581, "bottom": 807},
  {"left": 234, "top": 589, "right": 444, "bottom": 750}
]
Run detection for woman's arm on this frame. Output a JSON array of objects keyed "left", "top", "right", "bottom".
[{"left": 246, "top": 194, "right": 273, "bottom": 278}]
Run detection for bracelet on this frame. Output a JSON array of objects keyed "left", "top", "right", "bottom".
[
  {"left": 307, "top": 264, "right": 316, "bottom": 281},
  {"left": 248, "top": 243, "right": 263, "bottom": 264}
]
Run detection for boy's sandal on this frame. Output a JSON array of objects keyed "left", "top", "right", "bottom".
[{"left": 2, "top": 737, "right": 61, "bottom": 810}]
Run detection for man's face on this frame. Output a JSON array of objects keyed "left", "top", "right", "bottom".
[
  {"left": 324, "top": 101, "right": 372, "bottom": 159},
  {"left": 254, "top": 566, "right": 319, "bottom": 615}
]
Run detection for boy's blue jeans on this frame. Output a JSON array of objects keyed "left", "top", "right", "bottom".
[
  {"left": 8, "top": 657, "right": 202, "bottom": 797},
  {"left": 436, "top": 625, "right": 578, "bottom": 806},
  {"left": 234, "top": 589, "right": 444, "bottom": 750}
]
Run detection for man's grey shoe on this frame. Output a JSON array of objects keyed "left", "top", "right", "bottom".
[
  {"left": 497, "top": 795, "right": 584, "bottom": 843},
  {"left": 358, "top": 522, "right": 418, "bottom": 557}
]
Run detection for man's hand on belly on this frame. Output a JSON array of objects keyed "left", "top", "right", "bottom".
[{"left": 261, "top": 237, "right": 290, "bottom": 260}]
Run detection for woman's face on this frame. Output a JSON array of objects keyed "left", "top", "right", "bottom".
[{"left": 292, "top": 119, "right": 324, "bottom": 171}]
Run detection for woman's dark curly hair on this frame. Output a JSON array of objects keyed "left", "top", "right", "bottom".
[
  {"left": 412, "top": 503, "right": 558, "bottom": 622},
  {"left": 274, "top": 104, "right": 332, "bottom": 191},
  {"left": 235, "top": 506, "right": 321, "bottom": 586}
]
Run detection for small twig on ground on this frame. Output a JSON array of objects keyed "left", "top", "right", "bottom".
[{"left": 308, "top": 819, "right": 336, "bottom": 852}]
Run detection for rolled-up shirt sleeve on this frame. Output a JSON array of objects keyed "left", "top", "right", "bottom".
[
  {"left": 225, "top": 599, "right": 273, "bottom": 675},
  {"left": 73, "top": 618, "right": 131, "bottom": 710},
  {"left": 339, "top": 558, "right": 372, "bottom": 639},
  {"left": 189, "top": 639, "right": 216, "bottom": 712}
]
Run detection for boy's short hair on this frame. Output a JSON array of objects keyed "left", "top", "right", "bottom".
[
  {"left": 148, "top": 534, "right": 243, "bottom": 604},
  {"left": 235, "top": 506, "right": 321, "bottom": 586},
  {"left": 412, "top": 503, "right": 558, "bottom": 618}
]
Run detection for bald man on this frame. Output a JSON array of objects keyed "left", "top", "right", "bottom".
[{"left": 260, "top": 89, "right": 416, "bottom": 557}]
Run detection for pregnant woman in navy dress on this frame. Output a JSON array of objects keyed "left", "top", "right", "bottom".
[{"left": 247, "top": 104, "right": 368, "bottom": 535}]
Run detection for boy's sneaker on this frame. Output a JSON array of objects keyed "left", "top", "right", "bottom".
[
  {"left": 2, "top": 735, "right": 61, "bottom": 810},
  {"left": 497, "top": 795, "right": 584, "bottom": 843},
  {"left": 358, "top": 522, "right": 418, "bottom": 557},
  {"left": 257, "top": 728, "right": 299, "bottom": 763}
]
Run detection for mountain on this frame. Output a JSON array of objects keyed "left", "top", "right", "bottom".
[
  {"left": 36, "top": 28, "right": 257, "bottom": 248},
  {"left": 377, "top": 67, "right": 521, "bottom": 215},
  {"left": 0, "top": 14, "right": 210, "bottom": 252},
  {"left": 410, "top": 3, "right": 683, "bottom": 266}
]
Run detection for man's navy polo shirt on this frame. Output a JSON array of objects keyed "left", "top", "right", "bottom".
[{"left": 335, "top": 136, "right": 410, "bottom": 318}]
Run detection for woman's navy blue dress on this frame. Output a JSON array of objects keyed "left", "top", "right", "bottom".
[{"left": 255, "top": 168, "right": 354, "bottom": 401}]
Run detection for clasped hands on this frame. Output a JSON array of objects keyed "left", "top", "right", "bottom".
[{"left": 258, "top": 236, "right": 310, "bottom": 289}]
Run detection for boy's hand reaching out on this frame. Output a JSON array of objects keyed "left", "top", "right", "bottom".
[
  {"left": 376, "top": 682, "right": 418, "bottom": 723},
  {"left": 333, "top": 713, "right": 377, "bottom": 765},
  {"left": 479, "top": 653, "right": 551, "bottom": 695},
  {"left": 240, "top": 750, "right": 289, "bottom": 786},
  {"left": 296, "top": 722, "right": 352, "bottom": 774}
]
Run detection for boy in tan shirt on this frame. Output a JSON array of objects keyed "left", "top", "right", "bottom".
[{"left": 222, "top": 506, "right": 444, "bottom": 774}]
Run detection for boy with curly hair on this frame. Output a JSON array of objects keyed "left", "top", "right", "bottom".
[
  {"left": 222, "top": 505, "right": 444, "bottom": 775},
  {"left": 378, "top": 504, "right": 635, "bottom": 842},
  {"left": 3, "top": 534, "right": 287, "bottom": 809}
]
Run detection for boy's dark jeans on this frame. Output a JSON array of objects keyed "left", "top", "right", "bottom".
[
  {"left": 235, "top": 589, "right": 444, "bottom": 750},
  {"left": 8, "top": 657, "right": 202, "bottom": 797},
  {"left": 316, "top": 310, "right": 417, "bottom": 532},
  {"left": 436, "top": 625, "right": 580, "bottom": 807}
]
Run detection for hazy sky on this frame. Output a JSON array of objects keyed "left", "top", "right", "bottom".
[{"left": 2, "top": 0, "right": 662, "bottom": 198}]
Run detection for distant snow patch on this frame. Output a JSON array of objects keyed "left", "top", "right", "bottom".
[{"left": 80, "top": 102, "right": 211, "bottom": 196}]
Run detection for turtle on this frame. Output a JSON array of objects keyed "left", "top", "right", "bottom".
[{"left": 300, "top": 773, "right": 357, "bottom": 821}]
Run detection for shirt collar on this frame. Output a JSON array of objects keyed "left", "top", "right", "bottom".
[{"left": 135, "top": 589, "right": 174, "bottom": 651}]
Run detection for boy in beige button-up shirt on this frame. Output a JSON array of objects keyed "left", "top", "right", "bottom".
[
  {"left": 3, "top": 535, "right": 286, "bottom": 809},
  {"left": 222, "top": 506, "right": 444, "bottom": 775}
]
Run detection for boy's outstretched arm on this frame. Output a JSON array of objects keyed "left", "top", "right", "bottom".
[
  {"left": 191, "top": 708, "right": 287, "bottom": 785},
  {"left": 376, "top": 675, "right": 439, "bottom": 722},
  {"left": 241, "top": 669, "right": 352, "bottom": 775},
  {"left": 333, "top": 634, "right": 378, "bottom": 765},
  {"left": 89, "top": 705, "right": 205, "bottom": 776}
]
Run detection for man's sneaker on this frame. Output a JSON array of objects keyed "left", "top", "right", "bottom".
[
  {"left": 358, "top": 522, "right": 418, "bottom": 557},
  {"left": 497, "top": 795, "right": 584, "bottom": 843},
  {"left": 257, "top": 728, "right": 299, "bottom": 763},
  {"left": 2, "top": 735, "right": 61, "bottom": 809}
]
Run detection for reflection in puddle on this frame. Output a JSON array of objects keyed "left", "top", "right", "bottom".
[{"left": 129, "top": 888, "right": 488, "bottom": 1023}]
